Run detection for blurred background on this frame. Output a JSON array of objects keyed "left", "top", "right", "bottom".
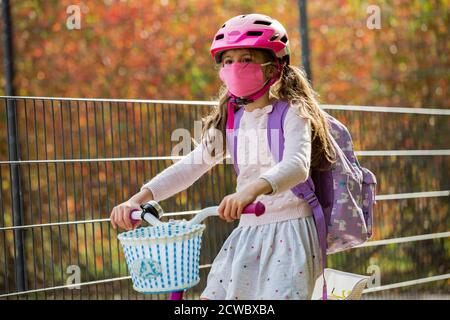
[
  {"left": 0, "top": 0, "right": 448, "bottom": 300},
  {"left": 1, "top": 0, "right": 448, "bottom": 106}
]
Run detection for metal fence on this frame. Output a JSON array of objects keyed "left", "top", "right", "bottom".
[{"left": 0, "top": 96, "right": 449, "bottom": 300}]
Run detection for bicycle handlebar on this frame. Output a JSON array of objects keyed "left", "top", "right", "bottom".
[{"left": 130, "top": 200, "right": 265, "bottom": 227}]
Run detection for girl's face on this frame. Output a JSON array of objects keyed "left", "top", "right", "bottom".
[{"left": 220, "top": 49, "right": 274, "bottom": 80}]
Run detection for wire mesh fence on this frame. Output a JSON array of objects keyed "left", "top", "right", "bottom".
[{"left": 0, "top": 96, "right": 448, "bottom": 300}]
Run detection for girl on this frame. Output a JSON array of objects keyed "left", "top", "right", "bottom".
[{"left": 110, "top": 13, "right": 336, "bottom": 300}]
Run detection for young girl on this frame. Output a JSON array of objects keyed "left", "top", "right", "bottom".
[{"left": 110, "top": 13, "right": 336, "bottom": 300}]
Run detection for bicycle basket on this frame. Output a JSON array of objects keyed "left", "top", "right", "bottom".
[{"left": 117, "top": 220, "right": 206, "bottom": 294}]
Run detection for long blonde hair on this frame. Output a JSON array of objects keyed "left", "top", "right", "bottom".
[{"left": 202, "top": 49, "right": 336, "bottom": 171}]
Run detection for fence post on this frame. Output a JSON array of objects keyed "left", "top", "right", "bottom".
[
  {"left": 298, "top": 0, "right": 313, "bottom": 83},
  {"left": 2, "top": 0, "right": 27, "bottom": 292}
]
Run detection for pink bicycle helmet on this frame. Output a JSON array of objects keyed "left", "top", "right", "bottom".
[{"left": 210, "top": 13, "right": 291, "bottom": 65}]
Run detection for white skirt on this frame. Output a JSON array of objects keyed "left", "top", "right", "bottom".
[{"left": 200, "top": 215, "right": 323, "bottom": 300}]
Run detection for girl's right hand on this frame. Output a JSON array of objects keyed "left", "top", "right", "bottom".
[{"left": 110, "top": 200, "right": 142, "bottom": 231}]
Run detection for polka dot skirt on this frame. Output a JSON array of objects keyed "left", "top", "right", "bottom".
[{"left": 200, "top": 215, "right": 323, "bottom": 300}]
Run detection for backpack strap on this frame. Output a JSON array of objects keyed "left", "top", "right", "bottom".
[
  {"left": 267, "top": 100, "right": 290, "bottom": 163},
  {"left": 267, "top": 100, "right": 329, "bottom": 300},
  {"left": 291, "top": 180, "right": 328, "bottom": 300},
  {"left": 225, "top": 106, "right": 244, "bottom": 175}
]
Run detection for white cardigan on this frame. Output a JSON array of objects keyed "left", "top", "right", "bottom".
[{"left": 141, "top": 103, "right": 313, "bottom": 227}]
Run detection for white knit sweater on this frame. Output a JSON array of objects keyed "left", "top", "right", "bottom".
[{"left": 141, "top": 103, "right": 313, "bottom": 227}]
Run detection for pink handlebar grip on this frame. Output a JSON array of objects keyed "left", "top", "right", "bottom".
[
  {"left": 129, "top": 208, "right": 141, "bottom": 224},
  {"left": 242, "top": 201, "right": 265, "bottom": 216}
]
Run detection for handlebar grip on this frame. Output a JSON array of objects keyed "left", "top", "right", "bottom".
[
  {"left": 242, "top": 201, "right": 265, "bottom": 216},
  {"left": 130, "top": 209, "right": 142, "bottom": 224}
]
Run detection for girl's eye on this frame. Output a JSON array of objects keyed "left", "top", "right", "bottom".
[{"left": 221, "top": 56, "right": 252, "bottom": 67}]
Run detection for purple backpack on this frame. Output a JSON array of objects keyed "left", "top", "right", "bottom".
[{"left": 225, "top": 99, "right": 377, "bottom": 299}]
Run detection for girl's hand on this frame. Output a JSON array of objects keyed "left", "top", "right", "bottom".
[
  {"left": 111, "top": 188, "right": 154, "bottom": 231},
  {"left": 218, "top": 178, "right": 272, "bottom": 222},
  {"left": 218, "top": 189, "right": 257, "bottom": 222},
  {"left": 110, "top": 199, "right": 142, "bottom": 231}
]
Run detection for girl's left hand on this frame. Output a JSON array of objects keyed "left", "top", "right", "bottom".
[{"left": 218, "top": 189, "right": 257, "bottom": 222}]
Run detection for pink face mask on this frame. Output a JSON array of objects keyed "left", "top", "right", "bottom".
[{"left": 219, "top": 61, "right": 273, "bottom": 98}]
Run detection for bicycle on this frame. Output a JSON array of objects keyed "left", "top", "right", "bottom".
[{"left": 117, "top": 200, "right": 265, "bottom": 300}]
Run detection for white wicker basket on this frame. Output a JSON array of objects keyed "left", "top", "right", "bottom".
[{"left": 118, "top": 220, "right": 205, "bottom": 294}]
